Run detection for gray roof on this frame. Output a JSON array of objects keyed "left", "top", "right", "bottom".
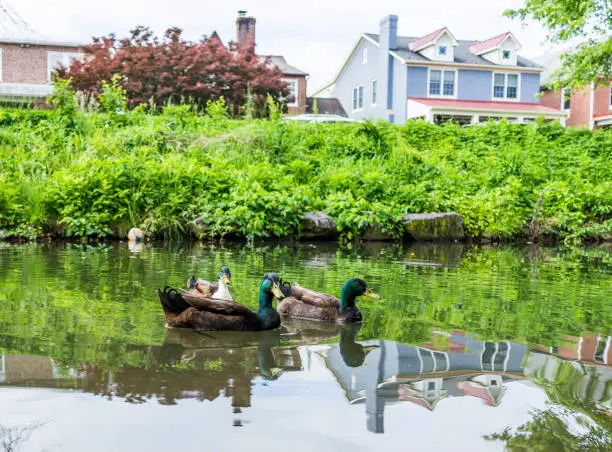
[
  {"left": 264, "top": 55, "right": 308, "bottom": 76},
  {"left": 363, "top": 33, "right": 541, "bottom": 69}
]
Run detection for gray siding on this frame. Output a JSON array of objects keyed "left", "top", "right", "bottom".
[
  {"left": 458, "top": 69, "right": 492, "bottom": 101},
  {"left": 406, "top": 66, "right": 428, "bottom": 98},
  {"left": 331, "top": 38, "right": 384, "bottom": 120},
  {"left": 520, "top": 72, "right": 540, "bottom": 103}
]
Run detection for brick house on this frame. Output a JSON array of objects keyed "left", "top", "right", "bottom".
[
  {"left": 0, "top": 2, "right": 84, "bottom": 102},
  {"left": 234, "top": 11, "right": 308, "bottom": 114},
  {"left": 0, "top": 38, "right": 84, "bottom": 101},
  {"left": 536, "top": 49, "right": 612, "bottom": 128}
]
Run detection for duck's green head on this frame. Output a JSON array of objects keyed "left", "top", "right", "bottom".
[
  {"left": 217, "top": 266, "right": 231, "bottom": 285},
  {"left": 260, "top": 273, "right": 284, "bottom": 303},
  {"left": 340, "top": 278, "right": 380, "bottom": 308}
]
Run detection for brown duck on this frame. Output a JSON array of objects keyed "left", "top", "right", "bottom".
[
  {"left": 158, "top": 273, "right": 284, "bottom": 331},
  {"left": 278, "top": 278, "right": 379, "bottom": 323}
]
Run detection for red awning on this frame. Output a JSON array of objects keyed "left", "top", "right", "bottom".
[{"left": 408, "top": 97, "right": 565, "bottom": 115}]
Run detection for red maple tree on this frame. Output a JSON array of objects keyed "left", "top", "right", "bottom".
[{"left": 58, "top": 26, "right": 289, "bottom": 115}]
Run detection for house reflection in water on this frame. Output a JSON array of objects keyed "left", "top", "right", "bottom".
[{"left": 319, "top": 330, "right": 611, "bottom": 434}]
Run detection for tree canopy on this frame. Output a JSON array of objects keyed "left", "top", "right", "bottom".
[
  {"left": 58, "top": 26, "right": 289, "bottom": 115},
  {"left": 505, "top": 0, "right": 612, "bottom": 89}
]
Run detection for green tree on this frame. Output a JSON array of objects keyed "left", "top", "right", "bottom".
[{"left": 505, "top": 0, "right": 612, "bottom": 89}]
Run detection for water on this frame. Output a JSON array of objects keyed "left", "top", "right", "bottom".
[{"left": 0, "top": 242, "right": 610, "bottom": 451}]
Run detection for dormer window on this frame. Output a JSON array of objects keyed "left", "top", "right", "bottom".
[
  {"left": 502, "top": 50, "right": 511, "bottom": 60},
  {"left": 438, "top": 46, "right": 447, "bottom": 56}
]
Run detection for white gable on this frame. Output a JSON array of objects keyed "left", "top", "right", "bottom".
[
  {"left": 480, "top": 34, "right": 521, "bottom": 66},
  {"left": 420, "top": 31, "right": 457, "bottom": 62}
]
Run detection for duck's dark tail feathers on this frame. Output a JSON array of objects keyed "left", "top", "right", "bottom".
[{"left": 158, "top": 286, "right": 191, "bottom": 319}]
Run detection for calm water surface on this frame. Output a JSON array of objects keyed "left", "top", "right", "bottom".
[{"left": 0, "top": 242, "right": 610, "bottom": 451}]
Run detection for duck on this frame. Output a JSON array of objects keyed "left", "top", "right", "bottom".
[
  {"left": 278, "top": 278, "right": 379, "bottom": 323},
  {"left": 158, "top": 273, "right": 284, "bottom": 331},
  {"left": 187, "top": 266, "right": 233, "bottom": 301}
]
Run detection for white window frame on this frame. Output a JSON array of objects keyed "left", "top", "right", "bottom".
[
  {"left": 427, "top": 68, "right": 457, "bottom": 99},
  {"left": 362, "top": 47, "right": 368, "bottom": 64},
  {"left": 561, "top": 87, "right": 571, "bottom": 111},
  {"left": 371, "top": 79, "right": 377, "bottom": 106},
  {"left": 492, "top": 72, "right": 521, "bottom": 102},
  {"left": 352, "top": 85, "right": 364, "bottom": 112},
  {"left": 283, "top": 78, "right": 298, "bottom": 107},
  {"left": 438, "top": 45, "right": 447, "bottom": 56},
  {"left": 47, "top": 51, "right": 84, "bottom": 82},
  {"left": 502, "top": 49, "right": 511, "bottom": 60}
]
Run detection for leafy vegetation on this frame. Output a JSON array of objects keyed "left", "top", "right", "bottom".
[
  {"left": 0, "top": 92, "right": 610, "bottom": 243},
  {"left": 505, "top": 0, "right": 612, "bottom": 89}
]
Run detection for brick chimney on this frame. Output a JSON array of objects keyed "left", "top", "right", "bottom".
[{"left": 236, "top": 10, "right": 256, "bottom": 46}]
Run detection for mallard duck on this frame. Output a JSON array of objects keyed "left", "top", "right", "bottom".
[
  {"left": 278, "top": 278, "right": 379, "bottom": 323},
  {"left": 158, "top": 273, "right": 284, "bottom": 331},
  {"left": 187, "top": 266, "right": 233, "bottom": 301}
]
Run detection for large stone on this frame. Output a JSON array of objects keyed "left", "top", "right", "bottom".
[
  {"left": 300, "top": 212, "right": 338, "bottom": 240},
  {"left": 402, "top": 212, "right": 465, "bottom": 241}
]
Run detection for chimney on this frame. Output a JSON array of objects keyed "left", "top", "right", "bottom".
[
  {"left": 236, "top": 10, "right": 256, "bottom": 46},
  {"left": 379, "top": 15, "right": 398, "bottom": 51}
]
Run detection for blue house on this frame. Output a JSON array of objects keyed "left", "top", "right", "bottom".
[{"left": 324, "top": 15, "right": 566, "bottom": 125}]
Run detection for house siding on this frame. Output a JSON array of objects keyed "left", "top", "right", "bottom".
[
  {"left": 406, "top": 66, "right": 428, "bottom": 98},
  {"left": 331, "top": 38, "right": 383, "bottom": 120},
  {"left": 457, "top": 70, "right": 491, "bottom": 101},
  {"left": 520, "top": 72, "right": 539, "bottom": 103},
  {"left": 286, "top": 75, "right": 307, "bottom": 115},
  {"left": 593, "top": 82, "right": 611, "bottom": 117}
]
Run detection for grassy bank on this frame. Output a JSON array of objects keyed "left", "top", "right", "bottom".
[{"left": 0, "top": 106, "right": 610, "bottom": 243}]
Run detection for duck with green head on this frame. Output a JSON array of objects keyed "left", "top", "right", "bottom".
[
  {"left": 278, "top": 278, "right": 379, "bottom": 323},
  {"left": 158, "top": 273, "right": 283, "bottom": 331}
]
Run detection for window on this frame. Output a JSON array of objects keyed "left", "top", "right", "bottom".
[
  {"left": 438, "top": 46, "right": 447, "bottom": 56},
  {"left": 362, "top": 47, "right": 368, "bottom": 64},
  {"left": 371, "top": 79, "right": 377, "bottom": 105},
  {"left": 352, "top": 85, "right": 364, "bottom": 111},
  {"left": 493, "top": 73, "right": 519, "bottom": 100},
  {"left": 562, "top": 87, "right": 571, "bottom": 110},
  {"left": 429, "top": 69, "right": 456, "bottom": 97},
  {"left": 284, "top": 78, "right": 298, "bottom": 106},
  {"left": 502, "top": 49, "right": 511, "bottom": 60},
  {"left": 47, "top": 52, "right": 83, "bottom": 81}
]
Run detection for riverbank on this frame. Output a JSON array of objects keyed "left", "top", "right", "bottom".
[{"left": 0, "top": 107, "right": 610, "bottom": 244}]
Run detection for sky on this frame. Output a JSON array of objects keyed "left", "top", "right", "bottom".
[{"left": 5, "top": 0, "right": 553, "bottom": 94}]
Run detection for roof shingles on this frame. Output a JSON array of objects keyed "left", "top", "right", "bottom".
[{"left": 363, "top": 33, "right": 540, "bottom": 69}]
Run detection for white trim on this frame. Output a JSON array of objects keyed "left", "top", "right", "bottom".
[
  {"left": 371, "top": 79, "right": 377, "bottom": 106},
  {"left": 492, "top": 72, "right": 521, "bottom": 102},
  {"left": 283, "top": 77, "right": 299, "bottom": 107},
  {"left": 362, "top": 47, "right": 368, "bottom": 64},
  {"left": 0, "top": 37, "right": 85, "bottom": 47},
  {"left": 362, "top": 34, "right": 380, "bottom": 47},
  {"left": 427, "top": 68, "right": 457, "bottom": 99},
  {"left": 410, "top": 27, "right": 459, "bottom": 52},
  {"left": 0, "top": 48, "right": 2, "bottom": 82},
  {"left": 561, "top": 87, "right": 571, "bottom": 111},
  {"left": 402, "top": 58, "right": 543, "bottom": 73},
  {"left": 471, "top": 32, "right": 522, "bottom": 56}
]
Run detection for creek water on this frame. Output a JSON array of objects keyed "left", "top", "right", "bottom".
[{"left": 0, "top": 242, "right": 610, "bottom": 451}]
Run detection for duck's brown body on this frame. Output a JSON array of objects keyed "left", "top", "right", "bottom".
[
  {"left": 158, "top": 287, "right": 280, "bottom": 332},
  {"left": 278, "top": 283, "right": 362, "bottom": 323}
]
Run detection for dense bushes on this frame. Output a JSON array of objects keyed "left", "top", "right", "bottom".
[{"left": 0, "top": 104, "right": 610, "bottom": 243}]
